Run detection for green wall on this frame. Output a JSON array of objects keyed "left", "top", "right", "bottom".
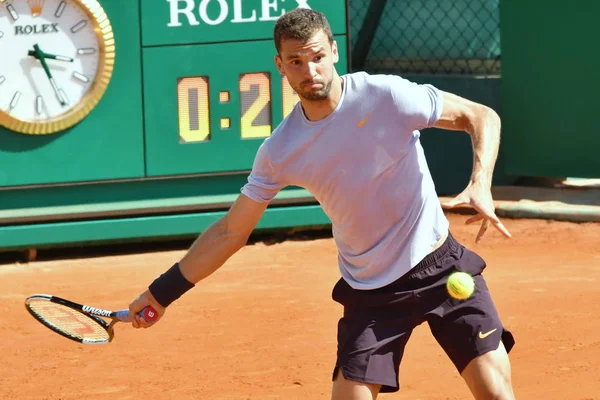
[
  {"left": 0, "top": 0, "right": 349, "bottom": 252},
  {"left": 500, "top": 1, "right": 600, "bottom": 177}
]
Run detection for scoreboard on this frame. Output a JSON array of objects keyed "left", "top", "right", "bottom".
[{"left": 141, "top": 0, "right": 350, "bottom": 176}]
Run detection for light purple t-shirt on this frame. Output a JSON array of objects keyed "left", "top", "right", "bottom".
[{"left": 241, "top": 71, "right": 449, "bottom": 289}]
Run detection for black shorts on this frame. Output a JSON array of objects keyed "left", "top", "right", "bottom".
[{"left": 331, "top": 232, "right": 515, "bottom": 393}]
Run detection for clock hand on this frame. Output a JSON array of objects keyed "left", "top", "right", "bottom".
[
  {"left": 28, "top": 50, "right": 74, "bottom": 62},
  {"left": 32, "top": 44, "right": 68, "bottom": 106}
]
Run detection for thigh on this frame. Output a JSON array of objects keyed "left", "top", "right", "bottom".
[
  {"left": 331, "top": 278, "right": 421, "bottom": 394},
  {"left": 333, "top": 311, "right": 414, "bottom": 394},
  {"left": 427, "top": 273, "right": 516, "bottom": 374}
]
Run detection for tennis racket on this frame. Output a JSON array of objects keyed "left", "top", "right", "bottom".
[{"left": 25, "top": 294, "right": 158, "bottom": 344}]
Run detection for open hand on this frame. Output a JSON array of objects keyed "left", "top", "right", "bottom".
[{"left": 441, "top": 181, "right": 512, "bottom": 243}]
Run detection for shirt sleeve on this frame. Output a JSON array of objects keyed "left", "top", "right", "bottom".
[
  {"left": 241, "top": 140, "right": 286, "bottom": 203},
  {"left": 388, "top": 75, "right": 444, "bottom": 131}
]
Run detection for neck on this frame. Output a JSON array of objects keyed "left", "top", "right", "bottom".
[{"left": 300, "top": 73, "right": 343, "bottom": 122}]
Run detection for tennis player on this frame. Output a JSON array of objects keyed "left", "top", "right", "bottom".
[{"left": 129, "top": 8, "right": 516, "bottom": 400}]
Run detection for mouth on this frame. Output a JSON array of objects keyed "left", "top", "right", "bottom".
[{"left": 303, "top": 82, "right": 324, "bottom": 89}]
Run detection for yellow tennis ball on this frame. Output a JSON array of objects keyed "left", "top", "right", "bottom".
[{"left": 446, "top": 272, "right": 475, "bottom": 300}]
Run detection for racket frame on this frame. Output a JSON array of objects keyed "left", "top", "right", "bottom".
[{"left": 25, "top": 294, "right": 126, "bottom": 344}]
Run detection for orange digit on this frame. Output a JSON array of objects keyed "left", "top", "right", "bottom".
[
  {"left": 240, "top": 73, "right": 272, "bottom": 139},
  {"left": 178, "top": 77, "right": 211, "bottom": 142}
]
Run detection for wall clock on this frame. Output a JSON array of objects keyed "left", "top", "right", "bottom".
[{"left": 0, "top": 0, "right": 114, "bottom": 134}]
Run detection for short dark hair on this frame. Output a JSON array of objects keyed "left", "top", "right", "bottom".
[{"left": 273, "top": 8, "right": 334, "bottom": 54}]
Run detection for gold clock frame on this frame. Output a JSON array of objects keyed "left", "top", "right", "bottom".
[{"left": 0, "top": 0, "right": 115, "bottom": 135}]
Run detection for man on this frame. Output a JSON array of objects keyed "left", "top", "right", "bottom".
[{"left": 129, "top": 8, "right": 516, "bottom": 400}]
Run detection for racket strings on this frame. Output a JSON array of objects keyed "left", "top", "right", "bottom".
[{"left": 27, "top": 301, "right": 109, "bottom": 342}]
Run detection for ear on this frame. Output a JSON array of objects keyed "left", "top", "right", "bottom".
[
  {"left": 274, "top": 55, "right": 285, "bottom": 75},
  {"left": 332, "top": 40, "right": 339, "bottom": 64}
]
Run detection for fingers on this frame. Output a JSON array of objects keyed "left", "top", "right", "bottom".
[
  {"left": 131, "top": 311, "right": 161, "bottom": 329},
  {"left": 475, "top": 219, "right": 490, "bottom": 244},
  {"left": 470, "top": 213, "right": 512, "bottom": 243},
  {"left": 480, "top": 210, "right": 512, "bottom": 239},
  {"left": 134, "top": 313, "right": 157, "bottom": 329},
  {"left": 491, "top": 218, "right": 512, "bottom": 239},
  {"left": 131, "top": 314, "right": 141, "bottom": 329},
  {"left": 446, "top": 185, "right": 512, "bottom": 242},
  {"left": 131, "top": 314, "right": 147, "bottom": 329},
  {"left": 465, "top": 214, "right": 484, "bottom": 225}
]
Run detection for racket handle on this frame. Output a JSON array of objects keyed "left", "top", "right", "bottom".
[
  {"left": 115, "top": 306, "right": 158, "bottom": 323},
  {"left": 141, "top": 306, "right": 158, "bottom": 322}
]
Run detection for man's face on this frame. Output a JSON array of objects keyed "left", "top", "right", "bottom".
[{"left": 275, "top": 30, "right": 339, "bottom": 101}]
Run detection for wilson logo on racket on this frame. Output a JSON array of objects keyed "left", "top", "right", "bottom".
[{"left": 82, "top": 305, "right": 112, "bottom": 317}]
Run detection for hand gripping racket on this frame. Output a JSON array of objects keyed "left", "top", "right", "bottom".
[{"left": 25, "top": 294, "right": 158, "bottom": 344}]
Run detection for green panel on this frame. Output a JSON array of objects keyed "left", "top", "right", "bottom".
[
  {"left": 500, "top": 2, "right": 600, "bottom": 177},
  {"left": 0, "top": 174, "right": 250, "bottom": 213},
  {"left": 0, "top": 169, "right": 315, "bottom": 221},
  {"left": 0, "top": 204, "right": 330, "bottom": 251},
  {"left": 0, "top": 0, "right": 145, "bottom": 187},
  {"left": 1, "top": 188, "right": 315, "bottom": 224},
  {"left": 141, "top": 0, "right": 348, "bottom": 46},
  {"left": 142, "top": 35, "right": 348, "bottom": 177}
]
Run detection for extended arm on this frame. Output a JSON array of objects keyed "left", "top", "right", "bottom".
[
  {"left": 178, "top": 194, "right": 268, "bottom": 283},
  {"left": 434, "top": 91, "right": 511, "bottom": 243},
  {"left": 128, "top": 194, "right": 269, "bottom": 327}
]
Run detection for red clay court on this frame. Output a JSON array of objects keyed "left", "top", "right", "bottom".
[{"left": 1, "top": 213, "right": 599, "bottom": 399}]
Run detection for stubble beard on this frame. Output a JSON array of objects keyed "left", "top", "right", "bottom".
[{"left": 294, "top": 77, "right": 333, "bottom": 101}]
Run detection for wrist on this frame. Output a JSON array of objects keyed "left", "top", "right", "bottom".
[
  {"left": 148, "top": 262, "right": 195, "bottom": 308},
  {"left": 144, "top": 290, "right": 163, "bottom": 310},
  {"left": 470, "top": 171, "right": 492, "bottom": 188}
]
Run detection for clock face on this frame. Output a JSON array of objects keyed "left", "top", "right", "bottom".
[{"left": 0, "top": 0, "right": 113, "bottom": 133}]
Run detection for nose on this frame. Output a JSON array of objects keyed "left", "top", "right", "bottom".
[{"left": 303, "top": 62, "right": 318, "bottom": 79}]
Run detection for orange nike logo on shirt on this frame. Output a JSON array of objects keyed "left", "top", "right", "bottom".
[{"left": 357, "top": 113, "right": 372, "bottom": 127}]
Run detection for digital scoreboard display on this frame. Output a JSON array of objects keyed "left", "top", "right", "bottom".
[
  {"left": 177, "top": 73, "right": 298, "bottom": 143},
  {"left": 141, "top": 0, "right": 349, "bottom": 178}
]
